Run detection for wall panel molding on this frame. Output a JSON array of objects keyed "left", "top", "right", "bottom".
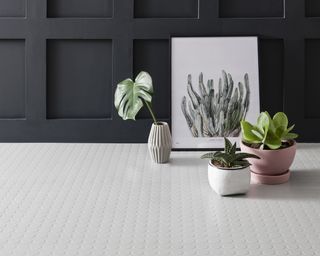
[
  {"left": 134, "top": 0, "right": 199, "bottom": 18},
  {"left": 306, "top": 0, "right": 320, "bottom": 17},
  {"left": 46, "top": 39, "right": 113, "bottom": 119},
  {"left": 0, "top": 0, "right": 25, "bottom": 17},
  {"left": 0, "top": 0, "right": 317, "bottom": 141},
  {"left": 0, "top": 39, "right": 25, "bottom": 119},
  {"left": 305, "top": 39, "right": 320, "bottom": 119},
  {"left": 133, "top": 39, "right": 170, "bottom": 119},
  {"left": 259, "top": 39, "right": 284, "bottom": 115},
  {"left": 219, "top": 0, "right": 284, "bottom": 18},
  {"left": 47, "top": 0, "right": 113, "bottom": 18}
]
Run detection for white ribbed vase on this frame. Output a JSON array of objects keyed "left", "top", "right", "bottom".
[{"left": 148, "top": 122, "right": 172, "bottom": 163}]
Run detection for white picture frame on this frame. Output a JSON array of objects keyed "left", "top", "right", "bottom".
[{"left": 171, "top": 36, "right": 260, "bottom": 149}]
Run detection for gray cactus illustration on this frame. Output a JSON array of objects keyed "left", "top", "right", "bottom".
[{"left": 181, "top": 70, "right": 250, "bottom": 137}]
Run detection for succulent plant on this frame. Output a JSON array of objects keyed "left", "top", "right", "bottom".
[
  {"left": 181, "top": 70, "right": 250, "bottom": 137},
  {"left": 114, "top": 71, "right": 158, "bottom": 123},
  {"left": 201, "top": 138, "right": 260, "bottom": 168},
  {"left": 241, "top": 111, "right": 298, "bottom": 150}
]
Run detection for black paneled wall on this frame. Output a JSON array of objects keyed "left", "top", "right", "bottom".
[{"left": 0, "top": 0, "right": 317, "bottom": 141}]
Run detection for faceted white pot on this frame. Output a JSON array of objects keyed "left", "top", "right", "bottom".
[
  {"left": 148, "top": 122, "right": 172, "bottom": 163},
  {"left": 208, "top": 162, "right": 251, "bottom": 196}
]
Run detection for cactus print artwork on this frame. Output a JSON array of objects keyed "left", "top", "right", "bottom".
[{"left": 181, "top": 70, "right": 250, "bottom": 137}]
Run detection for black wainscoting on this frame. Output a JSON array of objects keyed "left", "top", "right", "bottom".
[{"left": 0, "top": 1, "right": 317, "bottom": 142}]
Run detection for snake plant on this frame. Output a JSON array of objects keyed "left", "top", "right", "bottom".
[
  {"left": 201, "top": 138, "right": 260, "bottom": 168},
  {"left": 114, "top": 71, "right": 158, "bottom": 123}
]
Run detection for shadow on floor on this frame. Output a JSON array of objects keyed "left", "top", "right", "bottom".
[
  {"left": 168, "top": 156, "right": 205, "bottom": 168},
  {"left": 245, "top": 169, "right": 320, "bottom": 201}
]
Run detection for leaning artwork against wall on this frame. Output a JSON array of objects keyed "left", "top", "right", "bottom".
[{"left": 171, "top": 37, "right": 260, "bottom": 149}]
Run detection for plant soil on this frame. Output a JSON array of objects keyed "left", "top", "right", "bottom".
[
  {"left": 243, "top": 140, "right": 295, "bottom": 150},
  {"left": 210, "top": 160, "right": 248, "bottom": 170}
]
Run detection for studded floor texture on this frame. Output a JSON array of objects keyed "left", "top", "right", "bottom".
[{"left": 0, "top": 143, "right": 319, "bottom": 256}]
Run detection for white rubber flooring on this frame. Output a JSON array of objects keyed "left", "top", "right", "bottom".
[{"left": 0, "top": 143, "right": 319, "bottom": 256}]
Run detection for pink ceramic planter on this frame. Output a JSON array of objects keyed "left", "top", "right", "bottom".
[{"left": 240, "top": 140, "right": 297, "bottom": 184}]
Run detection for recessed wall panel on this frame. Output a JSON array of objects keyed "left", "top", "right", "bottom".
[
  {"left": 47, "top": 0, "right": 113, "bottom": 18},
  {"left": 0, "top": 0, "right": 25, "bottom": 17},
  {"left": 133, "top": 40, "right": 169, "bottom": 119},
  {"left": 306, "top": 0, "right": 320, "bottom": 17},
  {"left": 47, "top": 40, "right": 112, "bottom": 119},
  {"left": 259, "top": 39, "right": 284, "bottom": 115},
  {"left": 219, "top": 0, "right": 284, "bottom": 18},
  {"left": 134, "top": 0, "right": 198, "bottom": 18},
  {"left": 305, "top": 39, "right": 320, "bottom": 118},
  {"left": 0, "top": 40, "right": 25, "bottom": 118}
]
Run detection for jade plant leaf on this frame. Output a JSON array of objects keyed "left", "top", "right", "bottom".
[
  {"left": 256, "top": 111, "right": 270, "bottom": 140},
  {"left": 273, "top": 112, "right": 288, "bottom": 138},
  {"left": 273, "top": 112, "right": 288, "bottom": 129},
  {"left": 264, "top": 130, "right": 282, "bottom": 149},
  {"left": 114, "top": 71, "right": 153, "bottom": 120},
  {"left": 240, "top": 120, "right": 262, "bottom": 144},
  {"left": 282, "top": 132, "right": 298, "bottom": 140},
  {"left": 241, "top": 111, "right": 298, "bottom": 150},
  {"left": 251, "top": 129, "right": 264, "bottom": 140}
]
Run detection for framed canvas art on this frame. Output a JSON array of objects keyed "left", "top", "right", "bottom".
[{"left": 171, "top": 36, "right": 260, "bottom": 149}]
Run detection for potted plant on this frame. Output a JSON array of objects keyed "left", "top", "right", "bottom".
[
  {"left": 201, "top": 138, "right": 260, "bottom": 196},
  {"left": 240, "top": 111, "right": 298, "bottom": 184},
  {"left": 114, "top": 71, "right": 171, "bottom": 163}
]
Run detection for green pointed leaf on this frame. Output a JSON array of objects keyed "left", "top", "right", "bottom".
[
  {"left": 230, "top": 142, "right": 237, "bottom": 154},
  {"left": 214, "top": 151, "right": 222, "bottom": 156},
  {"left": 200, "top": 152, "right": 216, "bottom": 159},
  {"left": 214, "top": 153, "right": 234, "bottom": 166},
  {"left": 233, "top": 160, "right": 250, "bottom": 168},
  {"left": 234, "top": 152, "right": 260, "bottom": 161},
  {"left": 224, "top": 137, "right": 232, "bottom": 154},
  {"left": 286, "top": 124, "right": 295, "bottom": 133},
  {"left": 114, "top": 71, "right": 153, "bottom": 120}
]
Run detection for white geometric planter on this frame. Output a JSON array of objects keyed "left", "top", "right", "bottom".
[
  {"left": 148, "top": 122, "right": 172, "bottom": 163},
  {"left": 208, "top": 162, "right": 251, "bottom": 196}
]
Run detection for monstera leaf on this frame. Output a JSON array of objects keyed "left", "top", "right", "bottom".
[{"left": 114, "top": 71, "right": 153, "bottom": 120}]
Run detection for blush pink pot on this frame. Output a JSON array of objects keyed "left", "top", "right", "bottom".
[{"left": 240, "top": 140, "right": 297, "bottom": 184}]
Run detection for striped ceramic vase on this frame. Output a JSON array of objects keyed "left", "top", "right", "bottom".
[{"left": 148, "top": 122, "right": 172, "bottom": 163}]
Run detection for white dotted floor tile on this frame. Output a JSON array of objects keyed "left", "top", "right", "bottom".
[{"left": 0, "top": 143, "right": 319, "bottom": 255}]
